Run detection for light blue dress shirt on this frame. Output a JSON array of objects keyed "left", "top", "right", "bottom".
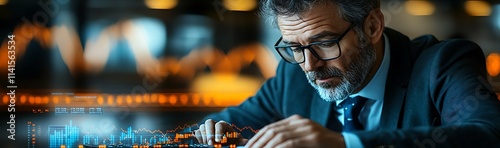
[{"left": 339, "top": 34, "right": 391, "bottom": 148}]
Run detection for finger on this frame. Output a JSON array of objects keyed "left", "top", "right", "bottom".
[
  {"left": 269, "top": 114, "right": 302, "bottom": 127},
  {"left": 194, "top": 130, "right": 203, "bottom": 143},
  {"left": 248, "top": 120, "right": 298, "bottom": 148},
  {"left": 273, "top": 119, "right": 327, "bottom": 148},
  {"left": 215, "top": 120, "right": 229, "bottom": 142},
  {"left": 275, "top": 133, "right": 315, "bottom": 148},
  {"left": 246, "top": 115, "right": 302, "bottom": 147},
  {"left": 263, "top": 131, "right": 289, "bottom": 148},
  {"left": 205, "top": 119, "right": 216, "bottom": 145},
  {"left": 216, "top": 121, "right": 248, "bottom": 146},
  {"left": 246, "top": 117, "right": 288, "bottom": 146},
  {"left": 264, "top": 120, "right": 313, "bottom": 148},
  {"left": 246, "top": 126, "right": 268, "bottom": 147},
  {"left": 199, "top": 124, "right": 207, "bottom": 144},
  {"left": 252, "top": 123, "right": 296, "bottom": 148},
  {"left": 239, "top": 138, "right": 249, "bottom": 146}
]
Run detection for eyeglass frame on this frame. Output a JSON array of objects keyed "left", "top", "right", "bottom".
[{"left": 274, "top": 23, "right": 355, "bottom": 64}]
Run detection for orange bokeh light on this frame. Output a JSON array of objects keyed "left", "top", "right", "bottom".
[
  {"left": 0, "top": 0, "right": 8, "bottom": 5},
  {"left": 192, "top": 94, "right": 200, "bottom": 106},
  {"left": 145, "top": 0, "right": 177, "bottom": 9},
  {"left": 53, "top": 96, "right": 60, "bottom": 104},
  {"left": 20, "top": 95, "right": 26, "bottom": 104},
  {"left": 169, "top": 95, "right": 177, "bottom": 105},
  {"left": 35, "top": 96, "right": 41, "bottom": 104},
  {"left": 65, "top": 96, "right": 71, "bottom": 104},
  {"left": 126, "top": 95, "right": 133, "bottom": 104},
  {"left": 465, "top": 0, "right": 491, "bottom": 16},
  {"left": 143, "top": 94, "right": 150, "bottom": 103},
  {"left": 29, "top": 96, "right": 34, "bottom": 104},
  {"left": 180, "top": 94, "right": 188, "bottom": 105},
  {"left": 97, "top": 96, "right": 104, "bottom": 105},
  {"left": 223, "top": 0, "right": 257, "bottom": 11},
  {"left": 202, "top": 94, "right": 212, "bottom": 106},
  {"left": 116, "top": 95, "right": 123, "bottom": 105},
  {"left": 43, "top": 96, "right": 49, "bottom": 104},
  {"left": 107, "top": 95, "right": 114, "bottom": 105},
  {"left": 405, "top": 0, "right": 435, "bottom": 16},
  {"left": 2, "top": 95, "right": 7, "bottom": 104},
  {"left": 135, "top": 95, "right": 143, "bottom": 104},
  {"left": 487, "top": 53, "right": 500, "bottom": 77},
  {"left": 151, "top": 94, "right": 158, "bottom": 103},
  {"left": 158, "top": 94, "right": 167, "bottom": 104}
]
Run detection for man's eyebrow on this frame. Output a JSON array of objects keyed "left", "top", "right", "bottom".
[
  {"left": 282, "top": 40, "right": 298, "bottom": 45},
  {"left": 282, "top": 31, "right": 340, "bottom": 45},
  {"left": 308, "top": 31, "right": 339, "bottom": 41}
]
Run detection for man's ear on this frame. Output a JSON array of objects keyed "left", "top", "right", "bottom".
[{"left": 363, "top": 9, "right": 385, "bottom": 44}]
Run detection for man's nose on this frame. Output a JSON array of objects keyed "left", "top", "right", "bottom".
[{"left": 303, "top": 49, "right": 325, "bottom": 72}]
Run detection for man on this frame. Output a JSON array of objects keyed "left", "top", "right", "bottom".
[{"left": 194, "top": 0, "right": 500, "bottom": 147}]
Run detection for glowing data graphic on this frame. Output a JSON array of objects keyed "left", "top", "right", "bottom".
[{"left": 46, "top": 120, "right": 256, "bottom": 147}]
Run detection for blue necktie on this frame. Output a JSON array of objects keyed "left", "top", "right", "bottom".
[{"left": 339, "top": 96, "right": 368, "bottom": 132}]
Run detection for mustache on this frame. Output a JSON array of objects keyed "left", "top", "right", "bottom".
[{"left": 306, "top": 67, "right": 344, "bottom": 81}]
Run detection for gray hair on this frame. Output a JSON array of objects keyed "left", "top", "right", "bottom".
[{"left": 260, "top": 0, "right": 380, "bottom": 39}]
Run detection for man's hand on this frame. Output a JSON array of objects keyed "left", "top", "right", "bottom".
[
  {"left": 245, "top": 115, "right": 346, "bottom": 148},
  {"left": 194, "top": 119, "right": 248, "bottom": 145}
]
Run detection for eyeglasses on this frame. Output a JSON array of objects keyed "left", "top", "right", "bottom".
[{"left": 274, "top": 24, "right": 354, "bottom": 64}]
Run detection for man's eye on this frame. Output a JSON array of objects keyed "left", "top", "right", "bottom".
[
  {"left": 290, "top": 47, "right": 302, "bottom": 52},
  {"left": 317, "top": 42, "right": 335, "bottom": 48}
]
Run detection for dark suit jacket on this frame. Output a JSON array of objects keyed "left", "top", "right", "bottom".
[{"left": 203, "top": 28, "right": 500, "bottom": 147}]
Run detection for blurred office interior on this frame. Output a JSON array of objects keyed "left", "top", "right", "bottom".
[{"left": 0, "top": 0, "right": 500, "bottom": 147}]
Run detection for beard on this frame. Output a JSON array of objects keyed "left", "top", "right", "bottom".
[{"left": 306, "top": 36, "right": 376, "bottom": 102}]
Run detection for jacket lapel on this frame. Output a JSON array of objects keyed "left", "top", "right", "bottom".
[
  {"left": 378, "top": 28, "right": 413, "bottom": 130},
  {"left": 311, "top": 92, "right": 343, "bottom": 132}
]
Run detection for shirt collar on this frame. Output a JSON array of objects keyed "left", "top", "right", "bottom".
[{"left": 338, "top": 34, "right": 391, "bottom": 103}]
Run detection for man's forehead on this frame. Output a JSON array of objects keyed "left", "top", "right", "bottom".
[
  {"left": 276, "top": 13, "right": 348, "bottom": 42},
  {"left": 275, "top": 4, "right": 347, "bottom": 30}
]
